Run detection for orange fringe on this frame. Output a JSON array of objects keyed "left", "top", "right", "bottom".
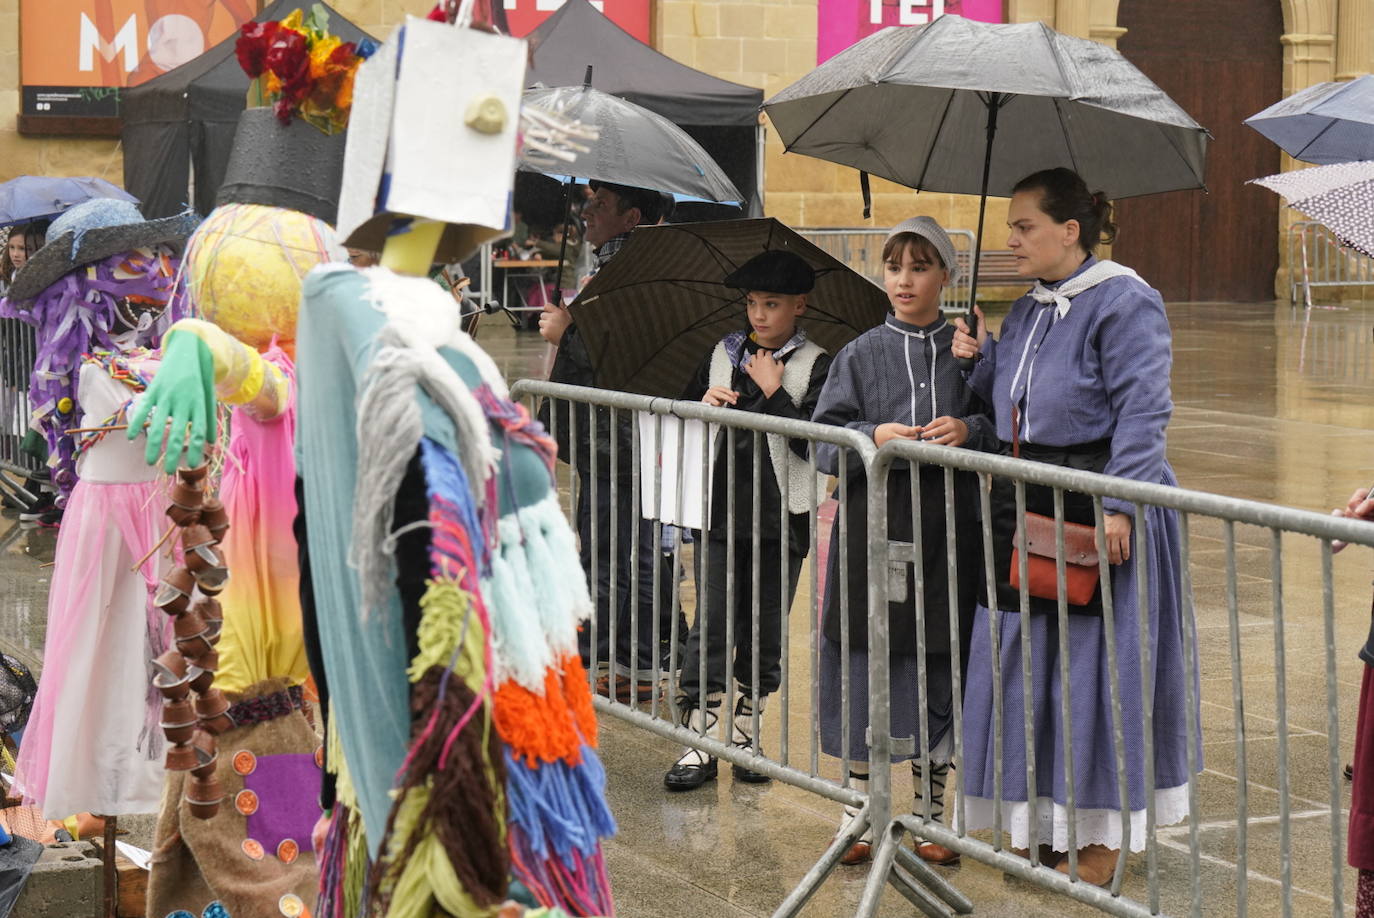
[
  {"left": 493, "top": 655, "right": 604, "bottom": 766},
  {"left": 560, "top": 654, "right": 598, "bottom": 749}
]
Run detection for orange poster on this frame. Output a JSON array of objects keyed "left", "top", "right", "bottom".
[{"left": 21, "top": 0, "right": 257, "bottom": 114}]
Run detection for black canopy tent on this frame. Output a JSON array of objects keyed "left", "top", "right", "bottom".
[
  {"left": 526, "top": 0, "right": 765, "bottom": 217},
  {"left": 121, "top": 0, "right": 371, "bottom": 219}
]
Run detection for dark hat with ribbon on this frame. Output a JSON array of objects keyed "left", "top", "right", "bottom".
[
  {"left": 722, "top": 249, "right": 815, "bottom": 295},
  {"left": 6, "top": 199, "right": 198, "bottom": 301},
  {"left": 216, "top": 107, "right": 348, "bottom": 226}
]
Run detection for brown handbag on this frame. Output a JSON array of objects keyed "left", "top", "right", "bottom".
[
  {"left": 1009, "top": 512, "right": 1101, "bottom": 605},
  {"left": 1007, "top": 406, "right": 1102, "bottom": 607}
]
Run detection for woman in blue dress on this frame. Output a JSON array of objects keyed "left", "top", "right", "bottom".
[{"left": 951, "top": 168, "right": 1198, "bottom": 885}]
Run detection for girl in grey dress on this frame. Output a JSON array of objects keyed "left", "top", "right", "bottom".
[{"left": 812, "top": 216, "right": 995, "bottom": 865}]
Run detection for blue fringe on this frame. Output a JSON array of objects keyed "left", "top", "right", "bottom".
[
  {"left": 419, "top": 438, "right": 490, "bottom": 576},
  {"left": 503, "top": 745, "right": 617, "bottom": 861}
]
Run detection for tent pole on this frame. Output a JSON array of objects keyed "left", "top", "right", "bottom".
[
  {"left": 755, "top": 121, "right": 766, "bottom": 218},
  {"left": 957, "top": 92, "right": 1001, "bottom": 371}
]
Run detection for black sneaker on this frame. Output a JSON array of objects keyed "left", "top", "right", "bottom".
[
  {"left": 18, "top": 492, "right": 54, "bottom": 522},
  {"left": 36, "top": 507, "right": 62, "bottom": 528}
]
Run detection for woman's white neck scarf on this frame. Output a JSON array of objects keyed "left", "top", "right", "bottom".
[{"left": 1031, "top": 259, "right": 1140, "bottom": 319}]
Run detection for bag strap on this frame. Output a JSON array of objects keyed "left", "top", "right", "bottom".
[{"left": 1011, "top": 404, "right": 1021, "bottom": 460}]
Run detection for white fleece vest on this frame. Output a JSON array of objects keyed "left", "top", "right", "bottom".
[{"left": 707, "top": 339, "right": 828, "bottom": 514}]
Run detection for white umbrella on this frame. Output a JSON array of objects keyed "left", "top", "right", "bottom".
[{"left": 1250, "top": 161, "right": 1374, "bottom": 258}]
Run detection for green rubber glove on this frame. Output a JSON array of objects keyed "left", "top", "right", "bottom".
[{"left": 128, "top": 330, "right": 217, "bottom": 473}]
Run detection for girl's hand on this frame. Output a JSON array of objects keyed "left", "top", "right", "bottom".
[
  {"left": 1344, "top": 486, "right": 1374, "bottom": 522},
  {"left": 703, "top": 386, "right": 739, "bottom": 407},
  {"left": 743, "top": 350, "right": 785, "bottom": 397},
  {"left": 874, "top": 423, "right": 921, "bottom": 446},
  {"left": 952, "top": 305, "right": 987, "bottom": 360},
  {"left": 1105, "top": 512, "right": 1132, "bottom": 565},
  {"left": 918, "top": 416, "right": 968, "bottom": 446}
]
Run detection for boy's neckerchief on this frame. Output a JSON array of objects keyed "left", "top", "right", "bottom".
[{"left": 721, "top": 327, "right": 808, "bottom": 370}]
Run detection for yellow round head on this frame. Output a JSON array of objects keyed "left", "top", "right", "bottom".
[{"left": 185, "top": 203, "right": 341, "bottom": 352}]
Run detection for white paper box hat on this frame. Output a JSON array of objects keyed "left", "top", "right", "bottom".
[{"left": 336, "top": 17, "right": 527, "bottom": 263}]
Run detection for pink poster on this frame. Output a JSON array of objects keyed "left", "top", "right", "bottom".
[{"left": 817, "top": 1, "right": 1006, "bottom": 64}]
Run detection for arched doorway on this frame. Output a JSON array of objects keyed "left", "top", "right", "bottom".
[{"left": 1111, "top": 0, "right": 1284, "bottom": 302}]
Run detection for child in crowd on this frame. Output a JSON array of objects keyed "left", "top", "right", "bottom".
[
  {"left": 811, "top": 217, "right": 995, "bottom": 864},
  {"left": 666, "top": 250, "right": 833, "bottom": 791}
]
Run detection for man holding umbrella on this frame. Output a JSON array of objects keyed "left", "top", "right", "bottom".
[{"left": 539, "top": 180, "right": 682, "bottom": 701}]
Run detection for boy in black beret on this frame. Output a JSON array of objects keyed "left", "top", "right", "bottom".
[{"left": 666, "top": 249, "right": 833, "bottom": 791}]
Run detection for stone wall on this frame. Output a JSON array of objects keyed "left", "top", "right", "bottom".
[{"left": 7, "top": 0, "right": 1373, "bottom": 301}]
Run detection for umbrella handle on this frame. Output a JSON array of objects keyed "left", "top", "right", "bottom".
[{"left": 955, "top": 309, "right": 978, "bottom": 372}]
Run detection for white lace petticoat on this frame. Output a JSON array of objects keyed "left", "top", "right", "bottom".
[{"left": 955, "top": 784, "right": 1192, "bottom": 853}]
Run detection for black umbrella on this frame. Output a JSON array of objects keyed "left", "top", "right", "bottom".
[
  {"left": 569, "top": 218, "right": 890, "bottom": 397},
  {"left": 763, "top": 14, "right": 1210, "bottom": 348}
]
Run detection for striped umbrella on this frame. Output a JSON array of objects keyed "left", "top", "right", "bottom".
[
  {"left": 569, "top": 217, "right": 890, "bottom": 397},
  {"left": 1250, "top": 161, "right": 1374, "bottom": 258}
]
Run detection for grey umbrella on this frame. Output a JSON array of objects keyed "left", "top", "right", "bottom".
[
  {"left": 1245, "top": 75, "right": 1374, "bottom": 165},
  {"left": 569, "top": 217, "right": 890, "bottom": 397},
  {"left": 763, "top": 14, "right": 1210, "bottom": 344},
  {"left": 521, "top": 83, "right": 743, "bottom": 205}
]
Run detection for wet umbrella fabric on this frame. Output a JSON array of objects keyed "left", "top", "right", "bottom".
[
  {"left": 1245, "top": 75, "right": 1374, "bottom": 166},
  {"left": 763, "top": 16, "right": 1209, "bottom": 201},
  {"left": 0, "top": 176, "right": 138, "bottom": 227},
  {"left": 569, "top": 217, "right": 890, "bottom": 397},
  {"left": 762, "top": 14, "right": 1209, "bottom": 324},
  {"left": 1251, "top": 161, "right": 1374, "bottom": 258},
  {"left": 520, "top": 85, "right": 743, "bottom": 205}
]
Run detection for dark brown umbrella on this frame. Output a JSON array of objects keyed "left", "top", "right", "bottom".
[{"left": 570, "top": 217, "right": 890, "bottom": 397}]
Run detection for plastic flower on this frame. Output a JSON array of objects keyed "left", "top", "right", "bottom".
[
  {"left": 265, "top": 26, "right": 310, "bottom": 115},
  {"left": 235, "top": 20, "right": 281, "bottom": 78},
  {"left": 307, "top": 34, "right": 343, "bottom": 80}
]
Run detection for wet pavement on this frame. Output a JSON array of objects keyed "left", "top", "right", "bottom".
[{"left": 5, "top": 299, "right": 1374, "bottom": 915}]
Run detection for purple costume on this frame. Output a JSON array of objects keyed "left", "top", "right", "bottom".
[{"left": 958, "top": 256, "right": 1200, "bottom": 852}]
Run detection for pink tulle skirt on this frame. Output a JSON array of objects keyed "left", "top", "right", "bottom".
[{"left": 14, "top": 478, "right": 172, "bottom": 818}]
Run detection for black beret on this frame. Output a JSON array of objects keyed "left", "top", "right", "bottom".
[{"left": 723, "top": 250, "right": 815, "bottom": 295}]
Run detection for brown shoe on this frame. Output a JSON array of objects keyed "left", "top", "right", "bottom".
[
  {"left": 594, "top": 674, "right": 655, "bottom": 703},
  {"left": 840, "top": 840, "right": 872, "bottom": 866},
  {"left": 915, "top": 840, "right": 960, "bottom": 865},
  {"left": 1009, "top": 845, "right": 1063, "bottom": 869},
  {"left": 1054, "top": 844, "right": 1120, "bottom": 886}
]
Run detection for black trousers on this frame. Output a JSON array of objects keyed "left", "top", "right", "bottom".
[
  {"left": 575, "top": 471, "right": 684, "bottom": 675},
  {"left": 678, "top": 534, "right": 804, "bottom": 703}
]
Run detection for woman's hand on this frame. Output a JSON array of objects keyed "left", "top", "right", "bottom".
[
  {"left": 1105, "top": 512, "right": 1132, "bottom": 565},
  {"left": 951, "top": 305, "right": 987, "bottom": 361},
  {"left": 702, "top": 386, "right": 739, "bottom": 407},
  {"left": 918, "top": 416, "right": 968, "bottom": 447},
  {"left": 874, "top": 423, "right": 921, "bottom": 447}
]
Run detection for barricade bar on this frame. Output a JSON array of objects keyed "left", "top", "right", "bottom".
[{"left": 514, "top": 379, "right": 1359, "bottom": 918}]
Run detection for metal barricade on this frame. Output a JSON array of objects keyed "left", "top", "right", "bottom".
[
  {"left": 1288, "top": 220, "right": 1374, "bottom": 308},
  {"left": 512, "top": 377, "right": 1371, "bottom": 918},
  {"left": 798, "top": 227, "right": 975, "bottom": 310},
  {"left": 0, "top": 317, "right": 44, "bottom": 508},
  {"left": 864, "top": 437, "right": 1374, "bottom": 918},
  {"left": 513, "top": 377, "right": 891, "bottom": 912}
]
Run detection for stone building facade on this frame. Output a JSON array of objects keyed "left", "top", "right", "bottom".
[{"left": 2, "top": 0, "right": 1371, "bottom": 297}]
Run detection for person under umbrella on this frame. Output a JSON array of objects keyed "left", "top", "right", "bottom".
[
  {"left": 762, "top": 13, "right": 1208, "bottom": 350},
  {"left": 951, "top": 168, "right": 1199, "bottom": 888},
  {"left": 666, "top": 250, "right": 833, "bottom": 792},
  {"left": 539, "top": 180, "right": 684, "bottom": 702}
]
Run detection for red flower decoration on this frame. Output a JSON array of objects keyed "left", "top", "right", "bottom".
[
  {"left": 427, "top": 3, "right": 448, "bottom": 21},
  {"left": 330, "top": 41, "right": 357, "bottom": 66},
  {"left": 265, "top": 28, "right": 310, "bottom": 99},
  {"left": 235, "top": 20, "right": 281, "bottom": 78}
]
